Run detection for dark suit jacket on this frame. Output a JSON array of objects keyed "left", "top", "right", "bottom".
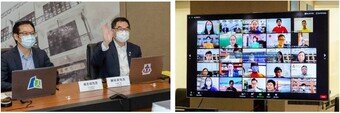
[
  {"left": 91, "top": 41, "right": 142, "bottom": 78},
  {"left": 1, "top": 46, "right": 54, "bottom": 92}
]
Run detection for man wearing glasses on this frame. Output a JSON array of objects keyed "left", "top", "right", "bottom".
[
  {"left": 1, "top": 21, "right": 54, "bottom": 92},
  {"left": 91, "top": 17, "right": 142, "bottom": 78}
]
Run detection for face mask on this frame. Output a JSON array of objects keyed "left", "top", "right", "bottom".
[
  {"left": 251, "top": 66, "right": 259, "bottom": 72},
  {"left": 20, "top": 35, "right": 36, "bottom": 49},
  {"left": 115, "top": 30, "right": 129, "bottom": 42},
  {"left": 206, "top": 25, "right": 212, "bottom": 31}
]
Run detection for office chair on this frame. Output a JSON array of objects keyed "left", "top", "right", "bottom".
[
  {"left": 86, "top": 43, "right": 100, "bottom": 80},
  {"left": 1, "top": 48, "right": 11, "bottom": 54}
]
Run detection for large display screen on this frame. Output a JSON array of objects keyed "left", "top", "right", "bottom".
[{"left": 187, "top": 11, "right": 329, "bottom": 100}]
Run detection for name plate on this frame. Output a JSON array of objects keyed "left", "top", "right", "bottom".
[
  {"left": 78, "top": 79, "right": 103, "bottom": 92},
  {"left": 106, "top": 76, "right": 130, "bottom": 88}
]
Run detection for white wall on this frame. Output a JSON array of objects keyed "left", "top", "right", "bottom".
[{"left": 175, "top": 1, "right": 190, "bottom": 88}]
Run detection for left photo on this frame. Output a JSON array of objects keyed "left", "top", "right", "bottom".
[{"left": 1, "top": 2, "right": 170, "bottom": 111}]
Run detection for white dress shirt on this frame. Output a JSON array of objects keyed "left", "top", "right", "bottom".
[{"left": 101, "top": 41, "right": 130, "bottom": 76}]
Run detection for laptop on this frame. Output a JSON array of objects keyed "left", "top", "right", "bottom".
[
  {"left": 129, "top": 56, "right": 163, "bottom": 84},
  {"left": 12, "top": 66, "right": 57, "bottom": 100}
]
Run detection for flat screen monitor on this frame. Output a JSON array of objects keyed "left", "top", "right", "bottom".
[{"left": 187, "top": 11, "right": 329, "bottom": 100}]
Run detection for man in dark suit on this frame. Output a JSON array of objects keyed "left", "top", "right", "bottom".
[
  {"left": 1, "top": 21, "right": 54, "bottom": 92},
  {"left": 91, "top": 17, "right": 142, "bottom": 78}
]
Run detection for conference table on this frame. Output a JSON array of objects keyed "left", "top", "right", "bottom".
[{"left": 1, "top": 79, "right": 170, "bottom": 111}]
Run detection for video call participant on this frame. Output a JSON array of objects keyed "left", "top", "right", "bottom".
[
  {"left": 272, "top": 18, "right": 288, "bottom": 33},
  {"left": 274, "top": 67, "right": 284, "bottom": 78},
  {"left": 249, "top": 20, "right": 262, "bottom": 34},
  {"left": 297, "top": 51, "right": 307, "bottom": 63},
  {"left": 204, "top": 20, "right": 215, "bottom": 35},
  {"left": 299, "top": 83, "right": 315, "bottom": 93},
  {"left": 266, "top": 79, "right": 277, "bottom": 92},
  {"left": 1, "top": 21, "right": 54, "bottom": 92},
  {"left": 248, "top": 63, "right": 265, "bottom": 78},
  {"left": 300, "top": 20, "right": 311, "bottom": 32},
  {"left": 201, "top": 77, "right": 218, "bottom": 91},
  {"left": 226, "top": 80, "right": 237, "bottom": 92},
  {"left": 247, "top": 78, "right": 264, "bottom": 92},
  {"left": 277, "top": 34, "right": 289, "bottom": 48},
  {"left": 223, "top": 64, "right": 239, "bottom": 77},
  {"left": 92, "top": 17, "right": 142, "bottom": 78},
  {"left": 204, "top": 51, "right": 213, "bottom": 62},
  {"left": 250, "top": 36, "right": 261, "bottom": 48},
  {"left": 203, "top": 36, "right": 214, "bottom": 48},
  {"left": 276, "top": 51, "right": 284, "bottom": 63},
  {"left": 200, "top": 68, "right": 211, "bottom": 77},
  {"left": 221, "top": 20, "right": 229, "bottom": 33},
  {"left": 226, "top": 35, "right": 240, "bottom": 48},
  {"left": 298, "top": 33, "right": 309, "bottom": 47},
  {"left": 300, "top": 65, "right": 309, "bottom": 78}
]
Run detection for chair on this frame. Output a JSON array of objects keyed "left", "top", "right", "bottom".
[
  {"left": 175, "top": 88, "right": 190, "bottom": 107},
  {"left": 86, "top": 43, "right": 100, "bottom": 80}
]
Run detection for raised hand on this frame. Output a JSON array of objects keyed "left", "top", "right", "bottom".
[{"left": 102, "top": 24, "right": 114, "bottom": 47}]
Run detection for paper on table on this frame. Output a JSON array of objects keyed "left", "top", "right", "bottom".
[{"left": 1, "top": 92, "right": 12, "bottom": 99}]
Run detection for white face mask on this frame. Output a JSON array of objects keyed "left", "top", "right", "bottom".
[{"left": 115, "top": 30, "right": 129, "bottom": 42}]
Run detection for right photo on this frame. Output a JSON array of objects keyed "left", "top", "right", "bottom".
[{"left": 175, "top": 1, "right": 339, "bottom": 112}]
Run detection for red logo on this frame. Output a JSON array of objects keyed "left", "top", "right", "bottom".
[{"left": 320, "top": 95, "right": 327, "bottom": 99}]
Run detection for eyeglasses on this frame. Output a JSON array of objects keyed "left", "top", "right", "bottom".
[
  {"left": 114, "top": 28, "right": 130, "bottom": 31},
  {"left": 18, "top": 32, "right": 37, "bottom": 37}
]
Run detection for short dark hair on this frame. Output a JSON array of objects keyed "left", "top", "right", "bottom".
[
  {"left": 302, "top": 20, "right": 306, "bottom": 23},
  {"left": 12, "top": 21, "right": 35, "bottom": 35},
  {"left": 229, "top": 80, "right": 234, "bottom": 84},
  {"left": 251, "top": 78, "right": 257, "bottom": 82},
  {"left": 111, "top": 17, "right": 130, "bottom": 29},
  {"left": 278, "top": 34, "right": 285, "bottom": 38},
  {"left": 301, "top": 65, "right": 307, "bottom": 69},
  {"left": 12, "top": 21, "right": 35, "bottom": 43},
  {"left": 205, "top": 51, "right": 212, "bottom": 55},
  {"left": 274, "top": 67, "right": 282, "bottom": 73},
  {"left": 301, "top": 83, "right": 306, "bottom": 86},
  {"left": 267, "top": 79, "right": 276, "bottom": 86},
  {"left": 276, "top": 18, "right": 282, "bottom": 23}
]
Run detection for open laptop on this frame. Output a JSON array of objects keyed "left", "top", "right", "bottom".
[
  {"left": 12, "top": 66, "right": 57, "bottom": 100},
  {"left": 129, "top": 56, "right": 163, "bottom": 84}
]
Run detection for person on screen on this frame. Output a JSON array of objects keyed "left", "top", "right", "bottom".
[
  {"left": 226, "top": 35, "right": 240, "bottom": 48},
  {"left": 201, "top": 77, "right": 218, "bottom": 91},
  {"left": 299, "top": 83, "right": 310, "bottom": 93},
  {"left": 249, "top": 53, "right": 255, "bottom": 62},
  {"left": 276, "top": 51, "right": 284, "bottom": 63},
  {"left": 1, "top": 21, "right": 55, "bottom": 92},
  {"left": 200, "top": 68, "right": 210, "bottom": 77},
  {"left": 221, "top": 20, "right": 229, "bottom": 33},
  {"left": 266, "top": 79, "right": 277, "bottom": 92},
  {"left": 204, "top": 51, "right": 214, "bottom": 62},
  {"left": 226, "top": 80, "right": 237, "bottom": 92},
  {"left": 300, "top": 65, "right": 309, "bottom": 78},
  {"left": 204, "top": 20, "right": 215, "bottom": 35},
  {"left": 249, "top": 20, "right": 262, "bottom": 34},
  {"left": 272, "top": 18, "right": 288, "bottom": 33},
  {"left": 297, "top": 51, "right": 307, "bottom": 63},
  {"left": 277, "top": 34, "right": 289, "bottom": 48},
  {"left": 247, "top": 78, "right": 265, "bottom": 92},
  {"left": 299, "top": 39, "right": 309, "bottom": 47},
  {"left": 202, "top": 36, "right": 214, "bottom": 48},
  {"left": 250, "top": 36, "right": 261, "bottom": 48},
  {"left": 274, "top": 67, "right": 284, "bottom": 78},
  {"left": 225, "top": 64, "right": 239, "bottom": 77},
  {"left": 249, "top": 63, "right": 265, "bottom": 78},
  {"left": 291, "top": 79, "right": 299, "bottom": 93},
  {"left": 234, "top": 24, "right": 242, "bottom": 33},
  {"left": 299, "top": 20, "right": 311, "bottom": 32},
  {"left": 92, "top": 17, "right": 142, "bottom": 78}
]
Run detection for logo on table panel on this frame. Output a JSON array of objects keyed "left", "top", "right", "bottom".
[
  {"left": 27, "top": 76, "right": 43, "bottom": 90},
  {"left": 142, "top": 63, "right": 152, "bottom": 75}
]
